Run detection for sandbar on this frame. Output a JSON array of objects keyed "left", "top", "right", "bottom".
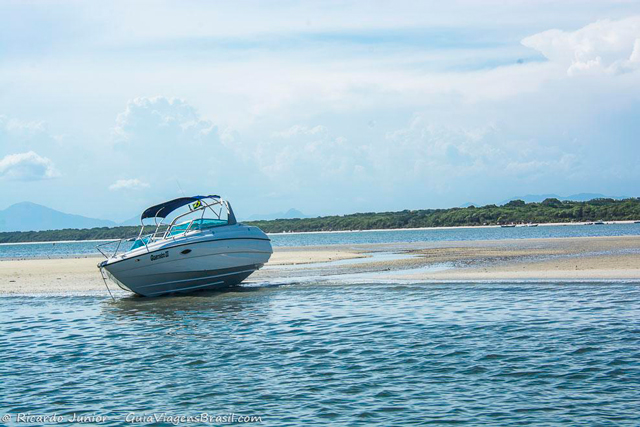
[{"left": 1, "top": 235, "right": 639, "bottom": 295}]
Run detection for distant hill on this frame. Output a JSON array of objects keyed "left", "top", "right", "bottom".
[
  {"left": 118, "top": 216, "right": 141, "bottom": 226},
  {"left": 0, "top": 202, "right": 117, "bottom": 232},
  {"left": 2, "top": 198, "right": 640, "bottom": 242},
  {"left": 501, "top": 193, "right": 629, "bottom": 205},
  {"left": 243, "top": 208, "right": 309, "bottom": 221},
  {"left": 0, "top": 202, "right": 310, "bottom": 232}
]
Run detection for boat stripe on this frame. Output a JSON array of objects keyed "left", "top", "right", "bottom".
[
  {"left": 103, "top": 236, "right": 271, "bottom": 267},
  {"left": 136, "top": 268, "right": 257, "bottom": 289},
  {"left": 114, "top": 250, "right": 271, "bottom": 274},
  {"left": 145, "top": 280, "right": 226, "bottom": 297}
]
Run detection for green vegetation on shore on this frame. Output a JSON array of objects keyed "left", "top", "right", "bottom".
[
  {"left": 1, "top": 198, "right": 639, "bottom": 243},
  {"left": 0, "top": 225, "right": 161, "bottom": 244},
  {"left": 248, "top": 198, "right": 640, "bottom": 233}
]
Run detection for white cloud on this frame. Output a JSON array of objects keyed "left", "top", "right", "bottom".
[
  {"left": 522, "top": 16, "right": 640, "bottom": 75},
  {"left": 253, "top": 124, "right": 363, "bottom": 189},
  {"left": 271, "top": 125, "right": 327, "bottom": 139},
  {"left": 114, "top": 96, "right": 217, "bottom": 143},
  {"left": 0, "top": 115, "right": 46, "bottom": 135},
  {"left": 0, "top": 151, "right": 59, "bottom": 181},
  {"left": 365, "top": 115, "right": 582, "bottom": 191},
  {"left": 109, "top": 178, "right": 150, "bottom": 191},
  {"left": 3, "top": 4, "right": 640, "bottom": 216},
  {"left": 106, "top": 97, "right": 245, "bottom": 198},
  {"left": 0, "top": 115, "right": 59, "bottom": 155}
]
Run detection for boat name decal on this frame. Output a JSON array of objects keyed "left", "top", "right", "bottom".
[{"left": 150, "top": 251, "right": 169, "bottom": 261}]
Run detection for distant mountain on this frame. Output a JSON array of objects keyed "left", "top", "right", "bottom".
[
  {"left": 459, "top": 202, "right": 478, "bottom": 208},
  {"left": 0, "top": 202, "right": 117, "bottom": 232},
  {"left": 500, "top": 193, "right": 630, "bottom": 205},
  {"left": 119, "top": 216, "right": 141, "bottom": 226},
  {"left": 243, "top": 208, "right": 309, "bottom": 221}
]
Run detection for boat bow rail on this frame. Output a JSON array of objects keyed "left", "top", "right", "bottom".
[{"left": 96, "top": 238, "right": 136, "bottom": 260}]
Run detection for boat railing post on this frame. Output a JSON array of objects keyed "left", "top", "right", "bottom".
[
  {"left": 96, "top": 242, "right": 109, "bottom": 259},
  {"left": 184, "top": 219, "right": 195, "bottom": 237},
  {"left": 137, "top": 219, "right": 150, "bottom": 253},
  {"left": 113, "top": 239, "right": 122, "bottom": 258}
]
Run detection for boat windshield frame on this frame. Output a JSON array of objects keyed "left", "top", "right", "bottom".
[{"left": 135, "top": 196, "right": 237, "bottom": 250}]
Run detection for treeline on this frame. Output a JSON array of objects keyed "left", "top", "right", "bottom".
[
  {"left": 0, "top": 225, "right": 160, "bottom": 244},
  {"left": 1, "top": 198, "right": 639, "bottom": 243},
  {"left": 249, "top": 198, "right": 640, "bottom": 233}
]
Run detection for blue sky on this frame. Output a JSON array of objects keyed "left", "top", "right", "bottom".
[{"left": 1, "top": 1, "right": 640, "bottom": 221}]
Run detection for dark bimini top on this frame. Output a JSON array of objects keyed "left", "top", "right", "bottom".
[{"left": 140, "top": 195, "right": 220, "bottom": 219}]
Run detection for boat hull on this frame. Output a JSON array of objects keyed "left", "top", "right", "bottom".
[
  {"left": 101, "top": 232, "right": 272, "bottom": 297},
  {"left": 103, "top": 264, "right": 259, "bottom": 297}
]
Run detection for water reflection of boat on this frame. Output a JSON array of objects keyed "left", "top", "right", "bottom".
[
  {"left": 103, "top": 286, "right": 268, "bottom": 320},
  {"left": 98, "top": 195, "right": 272, "bottom": 297}
]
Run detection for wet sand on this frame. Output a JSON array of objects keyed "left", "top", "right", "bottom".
[
  {"left": 392, "top": 235, "right": 640, "bottom": 281},
  {"left": 0, "top": 249, "right": 366, "bottom": 294},
  {"left": 1, "top": 236, "right": 639, "bottom": 294}
]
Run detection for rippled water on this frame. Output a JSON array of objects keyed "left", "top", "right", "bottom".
[
  {"left": 2, "top": 282, "right": 639, "bottom": 425},
  {"left": 2, "top": 222, "right": 640, "bottom": 259},
  {"left": 269, "top": 223, "right": 640, "bottom": 247}
]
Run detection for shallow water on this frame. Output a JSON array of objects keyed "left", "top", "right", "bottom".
[
  {"left": 2, "top": 222, "right": 640, "bottom": 259},
  {"left": 2, "top": 281, "right": 639, "bottom": 425}
]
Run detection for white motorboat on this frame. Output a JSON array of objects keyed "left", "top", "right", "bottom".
[{"left": 97, "top": 195, "right": 272, "bottom": 297}]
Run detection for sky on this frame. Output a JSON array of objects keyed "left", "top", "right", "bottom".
[{"left": 1, "top": 0, "right": 640, "bottom": 222}]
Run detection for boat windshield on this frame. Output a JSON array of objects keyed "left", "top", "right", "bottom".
[
  {"left": 130, "top": 235, "right": 151, "bottom": 251},
  {"left": 129, "top": 219, "right": 228, "bottom": 250},
  {"left": 165, "top": 218, "right": 228, "bottom": 237}
]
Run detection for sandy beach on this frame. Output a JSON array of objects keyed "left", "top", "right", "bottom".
[{"left": 1, "top": 235, "right": 639, "bottom": 295}]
